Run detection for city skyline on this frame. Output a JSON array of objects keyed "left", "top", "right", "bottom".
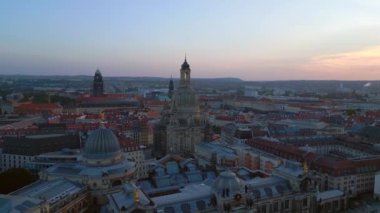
[{"left": 1, "top": 1, "right": 380, "bottom": 80}]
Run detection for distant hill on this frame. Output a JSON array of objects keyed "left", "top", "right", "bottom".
[
  {"left": 0, "top": 75, "right": 243, "bottom": 83},
  {"left": 192, "top": 78, "right": 243, "bottom": 83},
  {"left": 104, "top": 76, "right": 243, "bottom": 83}
]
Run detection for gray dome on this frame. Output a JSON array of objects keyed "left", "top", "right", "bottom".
[
  {"left": 212, "top": 171, "right": 241, "bottom": 196},
  {"left": 83, "top": 128, "right": 121, "bottom": 160},
  {"left": 172, "top": 86, "right": 198, "bottom": 108}
]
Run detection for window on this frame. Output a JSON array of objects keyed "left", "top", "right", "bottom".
[
  {"left": 180, "top": 203, "right": 191, "bottom": 213},
  {"left": 163, "top": 207, "right": 175, "bottom": 213},
  {"left": 285, "top": 200, "right": 289, "bottom": 209},
  {"left": 303, "top": 198, "right": 308, "bottom": 207},
  {"left": 196, "top": 200, "right": 206, "bottom": 210},
  {"left": 261, "top": 205, "right": 266, "bottom": 213},
  {"left": 326, "top": 202, "right": 331, "bottom": 210},
  {"left": 273, "top": 202, "right": 279, "bottom": 212},
  {"left": 333, "top": 200, "right": 339, "bottom": 210}
]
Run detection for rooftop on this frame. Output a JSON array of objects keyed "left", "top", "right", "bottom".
[
  {"left": 25, "top": 133, "right": 66, "bottom": 139},
  {"left": 0, "top": 195, "right": 43, "bottom": 213},
  {"left": 45, "top": 154, "right": 135, "bottom": 177},
  {"left": 196, "top": 143, "right": 238, "bottom": 159},
  {"left": 106, "top": 183, "right": 152, "bottom": 211},
  {"left": 274, "top": 160, "right": 305, "bottom": 179},
  {"left": 11, "top": 178, "right": 84, "bottom": 204},
  {"left": 317, "top": 190, "right": 344, "bottom": 202},
  {"left": 152, "top": 183, "right": 212, "bottom": 212}
]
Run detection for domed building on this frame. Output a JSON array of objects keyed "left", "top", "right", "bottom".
[
  {"left": 83, "top": 127, "right": 123, "bottom": 165},
  {"left": 41, "top": 127, "right": 136, "bottom": 206},
  {"left": 165, "top": 58, "right": 204, "bottom": 156}
]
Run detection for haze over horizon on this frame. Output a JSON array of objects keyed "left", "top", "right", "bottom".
[{"left": 1, "top": 1, "right": 380, "bottom": 80}]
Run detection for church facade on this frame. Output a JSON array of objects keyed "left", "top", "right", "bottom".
[{"left": 165, "top": 58, "right": 204, "bottom": 156}]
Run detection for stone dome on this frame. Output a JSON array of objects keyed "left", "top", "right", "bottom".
[
  {"left": 83, "top": 128, "right": 121, "bottom": 160},
  {"left": 172, "top": 86, "right": 198, "bottom": 108},
  {"left": 212, "top": 171, "right": 241, "bottom": 196}
]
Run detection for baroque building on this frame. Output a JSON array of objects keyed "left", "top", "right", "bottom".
[
  {"left": 0, "top": 126, "right": 149, "bottom": 213},
  {"left": 40, "top": 127, "right": 137, "bottom": 207},
  {"left": 165, "top": 58, "right": 204, "bottom": 156}
]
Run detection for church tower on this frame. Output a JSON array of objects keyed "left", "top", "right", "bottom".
[
  {"left": 168, "top": 76, "right": 174, "bottom": 99},
  {"left": 165, "top": 57, "right": 203, "bottom": 156},
  {"left": 180, "top": 57, "right": 191, "bottom": 86},
  {"left": 93, "top": 69, "right": 104, "bottom": 96}
]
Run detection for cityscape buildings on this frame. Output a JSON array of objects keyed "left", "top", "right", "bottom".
[
  {"left": 2, "top": 1, "right": 380, "bottom": 210},
  {"left": 1, "top": 61, "right": 380, "bottom": 212}
]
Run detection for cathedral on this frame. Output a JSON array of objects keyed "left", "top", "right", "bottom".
[{"left": 165, "top": 58, "right": 204, "bottom": 156}]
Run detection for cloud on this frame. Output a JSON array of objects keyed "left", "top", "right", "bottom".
[{"left": 301, "top": 45, "right": 380, "bottom": 80}]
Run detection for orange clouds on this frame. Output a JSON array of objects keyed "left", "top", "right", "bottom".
[{"left": 302, "top": 46, "right": 380, "bottom": 80}]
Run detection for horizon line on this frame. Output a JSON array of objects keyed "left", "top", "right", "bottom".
[{"left": 0, "top": 74, "right": 378, "bottom": 82}]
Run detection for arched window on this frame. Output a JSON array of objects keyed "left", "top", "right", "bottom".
[
  {"left": 181, "top": 203, "right": 191, "bottom": 213},
  {"left": 196, "top": 200, "right": 206, "bottom": 210},
  {"left": 163, "top": 206, "right": 175, "bottom": 213}
]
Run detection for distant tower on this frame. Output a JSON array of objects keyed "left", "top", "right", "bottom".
[
  {"left": 93, "top": 69, "right": 104, "bottom": 96},
  {"left": 168, "top": 76, "right": 174, "bottom": 99}
]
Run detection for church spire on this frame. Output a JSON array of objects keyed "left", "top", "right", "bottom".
[
  {"left": 180, "top": 56, "right": 191, "bottom": 86},
  {"left": 168, "top": 75, "right": 174, "bottom": 98},
  {"left": 181, "top": 55, "right": 190, "bottom": 70}
]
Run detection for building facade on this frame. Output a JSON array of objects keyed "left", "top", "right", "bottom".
[{"left": 1, "top": 134, "right": 80, "bottom": 171}]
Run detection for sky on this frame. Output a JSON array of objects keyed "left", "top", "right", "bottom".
[{"left": 1, "top": 1, "right": 380, "bottom": 80}]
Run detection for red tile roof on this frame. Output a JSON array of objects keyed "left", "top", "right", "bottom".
[
  {"left": 246, "top": 138, "right": 380, "bottom": 176},
  {"left": 15, "top": 103, "right": 62, "bottom": 114}
]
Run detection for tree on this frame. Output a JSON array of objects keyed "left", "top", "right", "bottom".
[
  {"left": 0, "top": 168, "right": 36, "bottom": 194},
  {"left": 0, "top": 89, "right": 11, "bottom": 100},
  {"left": 346, "top": 109, "right": 356, "bottom": 116},
  {"left": 32, "top": 93, "right": 49, "bottom": 103},
  {"left": 51, "top": 95, "right": 75, "bottom": 105},
  {"left": 212, "top": 125, "right": 222, "bottom": 134}
]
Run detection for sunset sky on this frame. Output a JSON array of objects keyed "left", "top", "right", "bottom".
[{"left": 1, "top": 1, "right": 380, "bottom": 80}]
